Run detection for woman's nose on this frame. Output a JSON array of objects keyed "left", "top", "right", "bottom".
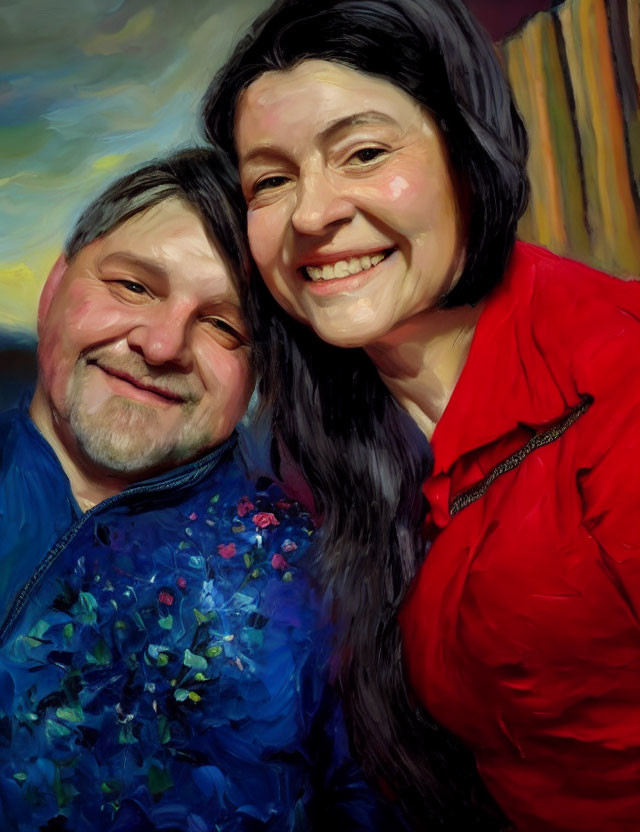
[{"left": 291, "top": 167, "right": 355, "bottom": 236}]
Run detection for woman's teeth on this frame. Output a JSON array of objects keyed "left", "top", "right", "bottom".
[{"left": 304, "top": 251, "right": 389, "bottom": 281}]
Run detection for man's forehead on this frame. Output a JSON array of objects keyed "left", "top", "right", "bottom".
[{"left": 73, "top": 199, "right": 242, "bottom": 305}]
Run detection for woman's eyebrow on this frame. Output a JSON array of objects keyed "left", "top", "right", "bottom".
[
  {"left": 239, "top": 110, "right": 398, "bottom": 166},
  {"left": 319, "top": 110, "right": 398, "bottom": 140}
]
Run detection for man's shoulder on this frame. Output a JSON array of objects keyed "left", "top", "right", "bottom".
[{"left": 0, "top": 406, "right": 28, "bottom": 466}]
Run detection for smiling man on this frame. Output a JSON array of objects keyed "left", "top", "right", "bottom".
[
  {"left": 0, "top": 149, "right": 398, "bottom": 832},
  {"left": 29, "top": 186, "right": 252, "bottom": 511}
]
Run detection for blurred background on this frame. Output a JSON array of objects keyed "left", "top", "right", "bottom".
[{"left": 1, "top": 0, "right": 639, "bottom": 406}]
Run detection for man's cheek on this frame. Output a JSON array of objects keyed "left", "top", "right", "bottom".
[{"left": 203, "top": 353, "right": 254, "bottom": 407}]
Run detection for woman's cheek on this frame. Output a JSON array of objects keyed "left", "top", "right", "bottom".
[{"left": 247, "top": 204, "right": 284, "bottom": 272}]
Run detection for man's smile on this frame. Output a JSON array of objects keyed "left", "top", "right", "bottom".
[{"left": 88, "top": 360, "right": 188, "bottom": 406}]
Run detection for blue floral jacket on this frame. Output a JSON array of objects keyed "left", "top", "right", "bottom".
[{"left": 0, "top": 404, "right": 399, "bottom": 831}]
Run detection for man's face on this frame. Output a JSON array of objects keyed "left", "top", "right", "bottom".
[{"left": 36, "top": 198, "right": 254, "bottom": 479}]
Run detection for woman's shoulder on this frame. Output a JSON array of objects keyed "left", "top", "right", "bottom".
[
  {"left": 509, "top": 242, "right": 640, "bottom": 393},
  {"left": 512, "top": 241, "right": 640, "bottom": 312}
]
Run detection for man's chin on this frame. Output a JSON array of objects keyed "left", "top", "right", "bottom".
[{"left": 68, "top": 399, "right": 211, "bottom": 480}]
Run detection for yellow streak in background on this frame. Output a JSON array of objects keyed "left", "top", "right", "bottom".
[
  {"left": 84, "top": 7, "right": 156, "bottom": 56},
  {"left": 92, "top": 153, "right": 130, "bottom": 172},
  {"left": 0, "top": 247, "right": 60, "bottom": 332}
]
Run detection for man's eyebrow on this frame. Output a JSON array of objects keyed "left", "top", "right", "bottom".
[
  {"left": 99, "top": 251, "right": 169, "bottom": 279},
  {"left": 239, "top": 110, "right": 398, "bottom": 165}
]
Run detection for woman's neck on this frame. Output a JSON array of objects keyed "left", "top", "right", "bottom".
[{"left": 365, "top": 303, "right": 482, "bottom": 440}]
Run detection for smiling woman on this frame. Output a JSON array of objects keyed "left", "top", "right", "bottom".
[{"left": 203, "top": 1, "right": 640, "bottom": 830}]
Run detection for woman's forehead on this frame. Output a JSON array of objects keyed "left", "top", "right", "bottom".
[{"left": 235, "top": 60, "right": 423, "bottom": 148}]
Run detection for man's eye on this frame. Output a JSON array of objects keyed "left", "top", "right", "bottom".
[
  {"left": 118, "top": 280, "right": 147, "bottom": 294},
  {"left": 254, "top": 175, "right": 290, "bottom": 193},
  {"left": 206, "top": 318, "right": 247, "bottom": 345},
  {"left": 209, "top": 318, "right": 237, "bottom": 335},
  {"left": 348, "top": 147, "right": 387, "bottom": 165}
]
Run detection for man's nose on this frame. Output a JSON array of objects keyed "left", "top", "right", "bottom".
[
  {"left": 291, "top": 166, "right": 355, "bottom": 236},
  {"left": 126, "top": 302, "right": 194, "bottom": 369}
]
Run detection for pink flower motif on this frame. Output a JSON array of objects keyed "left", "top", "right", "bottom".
[
  {"left": 189, "top": 512, "right": 198, "bottom": 521},
  {"left": 237, "top": 497, "right": 255, "bottom": 517},
  {"left": 275, "top": 499, "right": 292, "bottom": 511},
  {"left": 252, "top": 512, "right": 280, "bottom": 529},
  {"left": 177, "top": 576, "right": 187, "bottom": 589},
  {"left": 281, "top": 539, "right": 298, "bottom": 553},
  {"left": 217, "top": 542, "right": 237, "bottom": 559},
  {"left": 271, "top": 553, "right": 288, "bottom": 570},
  {"left": 158, "top": 590, "right": 174, "bottom": 606}
]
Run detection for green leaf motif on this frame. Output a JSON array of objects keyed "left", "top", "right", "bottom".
[
  {"left": 29, "top": 620, "right": 50, "bottom": 640},
  {"left": 158, "top": 614, "right": 173, "bottom": 630},
  {"left": 72, "top": 591, "right": 99, "bottom": 625},
  {"left": 56, "top": 704, "right": 84, "bottom": 723},
  {"left": 148, "top": 765, "right": 173, "bottom": 796},
  {"left": 46, "top": 720, "right": 72, "bottom": 740},
  {"left": 86, "top": 638, "right": 112, "bottom": 666},
  {"left": 174, "top": 688, "right": 189, "bottom": 702},
  {"left": 157, "top": 715, "right": 171, "bottom": 744},
  {"left": 206, "top": 645, "right": 223, "bottom": 658},
  {"left": 193, "top": 608, "right": 214, "bottom": 625},
  {"left": 183, "top": 649, "right": 207, "bottom": 670},
  {"left": 118, "top": 724, "right": 137, "bottom": 744},
  {"left": 156, "top": 653, "right": 169, "bottom": 667},
  {"left": 63, "top": 623, "right": 74, "bottom": 640},
  {"left": 53, "top": 766, "right": 79, "bottom": 808}
]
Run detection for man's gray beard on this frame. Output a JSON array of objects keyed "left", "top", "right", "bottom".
[{"left": 68, "top": 394, "right": 213, "bottom": 478}]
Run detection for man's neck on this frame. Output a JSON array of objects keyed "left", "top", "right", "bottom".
[
  {"left": 365, "top": 302, "right": 482, "bottom": 440},
  {"left": 30, "top": 387, "right": 133, "bottom": 511}
]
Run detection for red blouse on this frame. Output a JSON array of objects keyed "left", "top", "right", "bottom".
[{"left": 399, "top": 242, "right": 640, "bottom": 831}]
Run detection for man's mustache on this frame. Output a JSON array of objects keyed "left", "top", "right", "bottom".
[{"left": 80, "top": 347, "right": 201, "bottom": 405}]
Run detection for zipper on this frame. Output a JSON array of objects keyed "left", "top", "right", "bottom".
[
  {"left": 0, "top": 447, "right": 228, "bottom": 645},
  {"left": 449, "top": 395, "right": 593, "bottom": 518}
]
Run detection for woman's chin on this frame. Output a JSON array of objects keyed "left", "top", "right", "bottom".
[{"left": 307, "top": 320, "right": 385, "bottom": 350}]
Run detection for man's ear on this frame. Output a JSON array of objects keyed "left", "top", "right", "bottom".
[{"left": 37, "top": 254, "right": 68, "bottom": 334}]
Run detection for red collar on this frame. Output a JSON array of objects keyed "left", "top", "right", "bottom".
[{"left": 430, "top": 242, "right": 584, "bottom": 479}]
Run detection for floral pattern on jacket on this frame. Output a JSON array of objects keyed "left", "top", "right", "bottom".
[{"left": 0, "top": 421, "right": 390, "bottom": 832}]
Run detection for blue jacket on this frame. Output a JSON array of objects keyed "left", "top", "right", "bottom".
[{"left": 0, "top": 403, "right": 399, "bottom": 831}]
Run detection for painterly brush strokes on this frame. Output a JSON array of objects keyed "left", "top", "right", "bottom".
[
  {"left": 0, "top": 0, "right": 270, "bottom": 335},
  {"left": 503, "top": 0, "right": 640, "bottom": 274},
  {"left": 0, "top": 0, "right": 638, "bottom": 363}
]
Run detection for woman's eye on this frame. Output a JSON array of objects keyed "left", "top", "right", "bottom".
[
  {"left": 254, "top": 175, "right": 290, "bottom": 193},
  {"left": 348, "top": 147, "right": 387, "bottom": 165}
]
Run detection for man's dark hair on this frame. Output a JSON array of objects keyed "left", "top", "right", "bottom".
[
  {"left": 201, "top": 1, "right": 521, "bottom": 828},
  {"left": 66, "top": 146, "right": 250, "bottom": 309}
]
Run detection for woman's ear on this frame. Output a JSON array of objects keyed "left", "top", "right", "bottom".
[{"left": 37, "top": 254, "right": 68, "bottom": 335}]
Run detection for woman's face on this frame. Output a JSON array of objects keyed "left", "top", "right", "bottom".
[{"left": 235, "top": 60, "right": 466, "bottom": 348}]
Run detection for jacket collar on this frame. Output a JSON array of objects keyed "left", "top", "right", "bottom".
[
  {"left": 430, "top": 242, "right": 584, "bottom": 478},
  {"left": 12, "top": 398, "right": 238, "bottom": 499}
]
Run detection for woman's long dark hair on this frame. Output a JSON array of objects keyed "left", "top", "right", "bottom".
[{"left": 203, "top": 1, "right": 528, "bottom": 826}]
